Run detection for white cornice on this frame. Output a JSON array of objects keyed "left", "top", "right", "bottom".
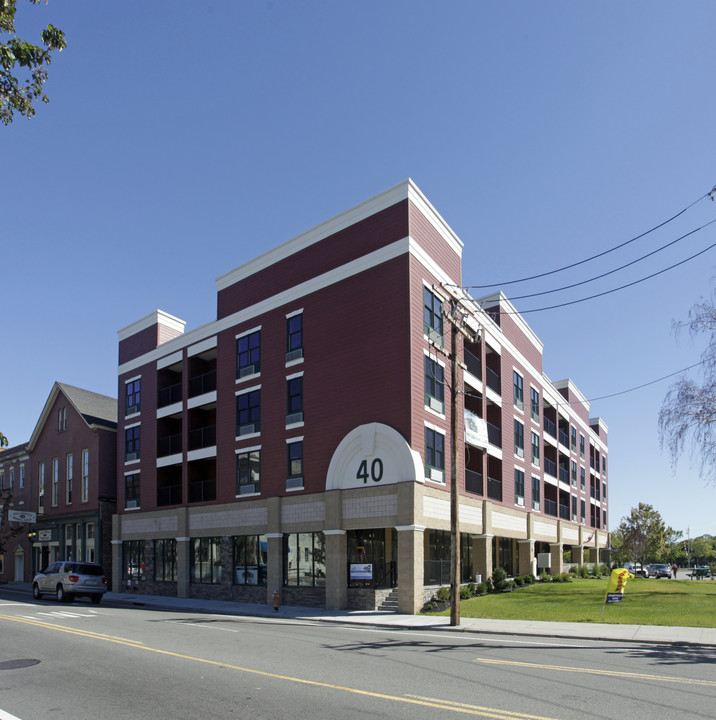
[{"left": 118, "top": 310, "right": 186, "bottom": 342}]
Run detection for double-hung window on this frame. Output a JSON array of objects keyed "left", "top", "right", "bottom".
[
  {"left": 125, "top": 473, "right": 140, "bottom": 509},
  {"left": 530, "top": 387, "right": 540, "bottom": 422},
  {"left": 236, "top": 388, "right": 261, "bottom": 436},
  {"left": 514, "top": 469, "right": 525, "bottom": 506},
  {"left": 286, "top": 375, "right": 304, "bottom": 425},
  {"left": 514, "top": 419, "right": 524, "bottom": 458},
  {"left": 423, "top": 287, "right": 444, "bottom": 346},
  {"left": 236, "top": 329, "right": 261, "bottom": 378},
  {"left": 425, "top": 426, "right": 445, "bottom": 482},
  {"left": 531, "top": 476, "right": 540, "bottom": 511},
  {"left": 531, "top": 431, "right": 540, "bottom": 466},
  {"left": 287, "top": 440, "right": 303, "bottom": 490},
  {"left": 236, "top": 448, "right": 260, "bottom": 495},
  {"left": 513, "top": 371, "right": 524, "bottom": 410},
  {"left": 286, "top": 312, "right": 303, "bottom": 362},
  {"left": 570, "top": 426, "right": 577, "bottom": 452},
  {"left": 66, "top": 454, "right": 73, "bottom": 504},
  {"left": 125, "top": 425, "right": 140, "bottom": 461},
  {"left": 81, "top": 449, "right": 89, "bottom": 502},
  {"left": 424, "top": 356, "right": 445, "bottom": 414},
  {"left": 125, "top": 378, "right": 141, "bottom": 415},
  {"left": 51, "top": 457, "right": 59, "bottom": 506},
  {"left": 571, "top": 460, "right": 577, "bottom": 487}
]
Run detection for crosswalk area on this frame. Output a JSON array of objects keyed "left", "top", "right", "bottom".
[{"left": 20, "top": 608, "right": 102, "bottom": 621}]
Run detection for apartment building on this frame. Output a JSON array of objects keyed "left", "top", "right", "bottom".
[
  {"left": 27, "top": 383, "right": 117, "bottom": 575},
  {"left": 114, "top": 180, "right": 608, "bottom": 613}
]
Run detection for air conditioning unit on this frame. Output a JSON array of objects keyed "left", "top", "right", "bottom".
[
  {"left": 239, "top": 483, "right": 256, "bottom": 495},
  {"left": 516, "top": 497, "right": 525, "bottom": 507},
  {"left": 429, "top": 468, "right": 444, "bottom": 483},
  {"left": 126, "top": 405, "right": 139, "bottom": 416},
  {"left": 126, "top": 499, "right": 138, "bottom": 509},
  {"left": 239, "top": 424, "right": 256, "bottom": 435},
  {"left": 286, "top": 476, "right": 304, "bottom": 490},
  {"left": 429, "top": 397, "right": 444, "bottom": 413},
  {"left": 286, "top": 412, "right": 304, "bottom": 425},
  {"left": 126, "top": 452, "right": 138, "bottom": 461},
  {"left": 239, "top": 364, "right": 257, "bottom": 378},
  {"left": 285, "top": 348, "right": 304, "bottom": 363}
]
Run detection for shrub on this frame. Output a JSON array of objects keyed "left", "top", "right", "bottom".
[
  {"left": 514, "top": 576, "right": 524, "bottom": 586},
  {"left": 492, "top": 567, "right": 509, "bottom": 592},
  {"left": 467, "top": 581, "right": 476, "bottom": 597},
  {"left": 569, "top": 565, "right": 578, "bottom": 575},
  {"left": 539, "top": 571, "right": 551, "bottom": 583},
  {"left": 460, "top": 585, "right": 471, "bottom": 600},
  {"left": 486, "top": 578, "right": 494, "bottom": 593},
  {"left": 578, "top": 564, "right": 589, "bottom": 579},
  {"left": 524, "top": 574, "right": 535, "bottom": 585},
  {"left": 436, "top": 586, "right": 450, "bottom": 601},
  {"left": 476, "top": 581, "right": 488, "bottom": 596}
]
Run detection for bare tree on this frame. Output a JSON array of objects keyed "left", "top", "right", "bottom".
[{"left": 659, "top": 297, "right": 716, "bottom": 485}]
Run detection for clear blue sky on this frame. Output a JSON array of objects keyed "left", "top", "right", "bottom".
[{"left": 3, "top": 1, "right": 715, "bottom": 539}]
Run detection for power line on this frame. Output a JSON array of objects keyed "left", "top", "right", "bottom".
[
  {"left": 507, "top": 218, "right": 716, "bottom": 302},
  {"left": 465, "top": 187, "right": 713, "bottom": 290}
]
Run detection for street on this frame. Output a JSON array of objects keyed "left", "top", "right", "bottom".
[{"left": 0, "top": 588, "right": 714, "bottom": 720}]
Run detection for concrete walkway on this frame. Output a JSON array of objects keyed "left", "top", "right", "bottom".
[{"left": 4, "top": 582, "right": 714, "bottom": 647}]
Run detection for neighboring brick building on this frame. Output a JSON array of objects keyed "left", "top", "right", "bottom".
[
  {"left": 27, "top": 383, "right": 117, "bottom": 576},
  {"left": 114, "top": 180, "right": 609, "bottom": 613},
  {"left": 0, "top": 443, "right": 33, "bottom": 582}
]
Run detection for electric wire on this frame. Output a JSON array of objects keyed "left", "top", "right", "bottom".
[{"left": 465, "top": 187, "right": 713, "bottom": 290}]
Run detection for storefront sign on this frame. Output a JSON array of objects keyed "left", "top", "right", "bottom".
[
  {"left": 8, "top": 509, "right": 36, "bottom": 523},
  {"left": 350, "top": 563, "right": 373, "bottom": 580}
]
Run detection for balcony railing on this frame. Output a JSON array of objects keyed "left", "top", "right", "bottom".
[
  {"left": 464, "top": 349, "right": 482, "bottom": 380},
  {"left": 158, "top": 383, "right": 182, "bottom": 408},
  {"left": 189, "top": 370, "right": 217, "bottom": 398},
  {"left": 543, "top": 416, "right": 556, "bottom": 438},
  {"left": 559, "top": 504, "right": 570, "bottom": 520},
  {"left": 559, "top": 466, "right": 569, "bottom": 484},
  {"left": 544, "top": 457, "right": 557, "bottom": 477},
  {"left": 486, "top": 422, "right": 501, "bottom": 447},
  {"left": 465, "top": 469, "right": 483, "bottom": 496},
  {"left": 189, "top": 478, "right": 216, "bottom": 503},
  {"left": 485, "top": 367, "right": 501, "bottom": 395},
  {"left": 558, "top": 429, "right": 569, "bottom": 447},
  {"left": 189, "top": 425, "right": 216, "bottom": 451},
  {"left": 157, "top": 484, "right": 182, "bottom": 506},
  {"left": 544, "top": 498, "right": 557, "bottom": 517},
  {"left": 157, "top": 433, "right": 182, "bottom": 457},
  {"left": 487, "top": 476, "right": 502, "bottom": 501}
]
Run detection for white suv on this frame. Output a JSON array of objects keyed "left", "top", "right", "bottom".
[{"left": 32, "top": 561, "right": 108, "bottom": 604}]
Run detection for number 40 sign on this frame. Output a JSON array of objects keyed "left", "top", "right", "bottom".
[{"left": 356, "top": 458, "right": 384, "bottom": 484}]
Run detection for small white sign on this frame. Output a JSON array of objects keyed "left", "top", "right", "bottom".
[
  {"left": 8, "top": 509, "right": 36, "bottom": 524},
  {"left": 350, "top": 563, "right": 373, "bottom": 580}
]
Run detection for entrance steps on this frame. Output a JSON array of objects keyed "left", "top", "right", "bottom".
[{"left": 376, "top": 587, "right": 399, "bottom": 612}]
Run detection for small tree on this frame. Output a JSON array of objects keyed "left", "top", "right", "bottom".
[
  {"left": 0, "top": 489, "right": 24, "bottom": 556},
  {"left": 659, "top": 297, "right": 716, "bottom": 486},
  {"left": 614, "top": 503, "right": 677, "bottom": 566}
]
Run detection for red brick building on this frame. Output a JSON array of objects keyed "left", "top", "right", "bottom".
[
  {"left": 0, "top": 443, "right": 33, "bottom": 582},
  {"left": 114, "top": 181, "right": 609, "bottom": 612}
]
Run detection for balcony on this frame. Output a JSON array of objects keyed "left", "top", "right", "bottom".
[
  {"left": 464, "top": 349, "right": 482, "bottom": 380},
  {"left": 189, "top": 370, "right": 217, "bottom": 398},
  {"left": 487, "top": 476, "right": 502, "bottom": 501},
  {"left": 558, "top": 429, "right": 569, "bottom": 447},
  {"left": 465, "top": 469, "right": 483, "bottom": 495},
  {"left": 158, "top": 383, "right": 182, "bottom": 408},
  {"left": 559, "top": 466, "right": 569, "bottom": 484},
  {"left": 544, "top": 457, "right": 557, "bottom": 478},
  {"left": 543, "top": 416, "right": 556, "bottom": 438},
  {"left": 486, "top": 422, "right": 501, "bottom": 447},
  {"left": 157, "top": 484, "right": 182, "bottom": 506},
  {"left": 559, "top": 504, "right": 570, "bottom": 520},
  {"left": 158, "top": 433, "right": 182, "bottom": 458},
  {"left": 189, "top": 478, "right": 216, "bottom": 503},
  {"left": 485, "top": 367, "right": 501, "bottom": 395},
  {"left": 544, "top": 498, "right": 557, "bottom": 517},
  {"left": 189, "top": 425, "right": 216, "bottom": 451}
]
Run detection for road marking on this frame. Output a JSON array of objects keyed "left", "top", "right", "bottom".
[
  {"left": 0, "top": 709, "right": 24, "bottom": 720},
  {"left": 474, "top": 658, "right": 716, "bottom": 687},
  {"left": 0, "top": 613, "right": 560, "bottom": 719}
]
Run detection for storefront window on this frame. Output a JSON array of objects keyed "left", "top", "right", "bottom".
[
  {"left": 283, "top": 532, "right": 325, "bottom": 587},
  {"left": 233, "top": 535, "right": 267, "bottom": 585}
]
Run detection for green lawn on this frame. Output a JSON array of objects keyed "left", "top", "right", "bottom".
[{"left": 424, "top": 577, "right": 716, "bottom": 627}]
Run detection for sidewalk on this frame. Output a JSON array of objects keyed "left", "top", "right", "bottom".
[{"left": 5, "top": 582, "right": 716, "bottom": 646}]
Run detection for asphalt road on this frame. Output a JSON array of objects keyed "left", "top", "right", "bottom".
[{"left": 0, "top": 591, "right": 714, "bottom": 720}]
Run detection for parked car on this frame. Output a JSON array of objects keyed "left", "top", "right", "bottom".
[
  {"left": 647, "top": 563, "right": 672, "bottom": 578},
  {"left": 621, "top": 562, "right": 646, "bottom": 577},
  {"left": 32, "top": 561, "right": 108, "bottom": 604}
]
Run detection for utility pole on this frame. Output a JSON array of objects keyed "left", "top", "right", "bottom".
[{"left": 442, "top": 290, "right": 481, "bottom": 627}]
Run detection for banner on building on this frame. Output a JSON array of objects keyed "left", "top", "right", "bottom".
[{"left": 464, "top": 410, "right": 489, "bottom": 449}]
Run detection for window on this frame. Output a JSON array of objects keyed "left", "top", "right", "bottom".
[
  {"left": 571, "top": 460, "right": 577, "bottom": 487},
  {"left": 125, "top": 473, "right": 140, "bottom": 509},
  {"left": 86, "top": 523, "right": 95, "bottom": 539},
  {"left": 513, "top": 371, "right": 524, "bottom": 410},
  {"left": 125, "top": 425, "right": 140, "bottom": 461},
  {"left": 531, "top": 476, "right": 540, "bottom": 510},
  {"left": 530, "top": 387, "right": 540, "bottom": 422},
  {"left": 287, "top": 440, "right": 303, "bottom": 490},
  {"left": 425, "top": 427, "right": 445, "bottom": 482},
  {"left": 283, "top": 532, "right": 326, "bottom": 587},
  {"left": 52, "top": 457, "right": 59, "bottom": 506},
  {"left": 66, "top": 454, "right": 73, "bottom": 504},
  {"left": 236, "top": 329, "right": 260, "bottom": 378},
  {"left": 81, "top": 449, "right": 89, "bottom": 502},
  {"left": 423, "top": 286, "right": 443, "bottom": 346},
  {"left": 286, "top": 375, "right": 303, "bottom": 424},
  {"left": 38, "top": 462, "right": 45, "bottom": 512},
  {"left": 58, "top": 407, "right": 66, "bottom": 431},
  {"left": 19, "top": 465, "right": 24, "bottom": 489},
  {"left": 514, "top": 469, "right": 525, "bottom": 506},
  {"left": 570, "top": 426, "right": 577, "bottom": 452},
  {"left": 424, "top": 356, "right": 445, "bottom": 413},
  {"left": 514, "top": 419, "right": 524, "bottom": 458},
  {"left": 580, "top": 499, "right": 586, "bottom": 524},
  {"left": 602, "top": 456, "right": 607, "bottom": 474},
  {"left": 236, "top": 389, "right": 261, "bottom": 436},
  {"left": 191, "top": 537, "right": 222, "bottom": 584},
  {"left": 286, "top": 312, "right": 303, "bottom": 362},
  {"left": 125, "top": 378, "right": 141, "bottom": 415},
  {"left": 0, "top": 471, "right": 4, "bottom": 490},
  {"left": 579, "top": 434, "right": 585, "bottom": 459},
  {"left": 531, "top": 431, "right": 540, "bottom": 467},
  {"left": 123, "top": 540, "right": 145, "bottom": 581},
  {"left": 9, "top": 468, "right": 14, "bottom": 489},
  {"left": 155, "top": 539, "right": 177, "bottom": 581},
  {"left": 234, "top": 535, "right": 267, "bottom": 585},
  {"left": 602, "top": 481, "right": 607, "bottom": 501},
  {"left": 580, "top": 466, "right": 585, "bottom": 491},
  {"left": 571, "top": 495, "right": 578, "bottom": 522},
  {"left": 236, "top": 448, "right": 260, "bottom": 495}
]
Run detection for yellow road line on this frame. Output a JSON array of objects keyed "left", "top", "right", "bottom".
[
  {"left": 0, "top": 614, "right": 561, "bottom": 719},
  {"left": 475, "top": 658, "right": 716, "bottom": 687}
]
